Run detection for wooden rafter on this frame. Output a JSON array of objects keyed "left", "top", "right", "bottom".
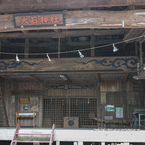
[
  {"left": 27, "top": 74, "right": 42, "bottom": 83},
  {"left": 123, "top": 73, "right": 129, "bottom": 83},
  {"left": 123, "top": 28, "right": 145, "bottom": 43},
  {"left": 63, "top": 74, "right": 72, "bottom": 84},
  {"left": 94, "top": 73, "right": 100, "bottom": 83},
  {"left": 21, "top": 30, "right": 29, "bottom": 36}
]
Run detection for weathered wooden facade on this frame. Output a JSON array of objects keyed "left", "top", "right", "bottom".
[{"left": 0, "top": 0, "right": 145, "bottom": 145}]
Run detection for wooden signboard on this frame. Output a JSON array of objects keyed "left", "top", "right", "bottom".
[{"left": 13, "top": 12, "right": 65, "bottom": 28}]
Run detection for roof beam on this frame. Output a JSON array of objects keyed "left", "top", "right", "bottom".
[
  {"left": 0, "top": 57, "right": 137, "bottom": 75},
  {"left": 0, "top": 10, "right": 145, "bottom": 33},
  {"left": 0, "top": 0, "right": 145, "bottom": 13},
  {"left": 0, "top": 30, "right": 126, "bottom": 38}
]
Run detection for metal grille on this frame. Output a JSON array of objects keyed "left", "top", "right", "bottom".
[{"left": 43, "top": 98, "right": 97, "bottom": 127}]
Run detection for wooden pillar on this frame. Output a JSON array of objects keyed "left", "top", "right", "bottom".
[
  {"left": 0, "top": 40, "right": 1, "bottom": 58},
  {"left": 96, "top": 74, "right": 101, "bottom": 128},
  {"left": 25, "top": 37, "right": 29, "bottom": 58},
  {"left": 58, "top": 37, "right": 60, "bottom": 58},
  {"left": 135, "top": 42, "right": 138, "bottom": 56},
  {"left": 139, "top": 41, "right": 143, "bottom": 67},
  {"left": 38, "top": 96, "right": 43, "bottom": 127},
  {"left": 122, "top": 78, "right": 127, "bottom": 120},
  {"left": 91, "top": 33, "right": 95, "bottom": 57},
  {"left": 74, "top": 142, "right": 78, "bottom": 145}
]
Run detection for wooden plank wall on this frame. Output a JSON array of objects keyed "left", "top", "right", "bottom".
[
  {"left": 4, "top": 80, "right": 16, "bottom": 127},
  {"left": 47, "top": 88, "right": 98, "bottom": 97},
  {"left": 16, "top": 82, "right": 42, "bottom": 127},
  {"left": 3, "top": 80, "right": 98, "bottom": 127},
  {"left": 100, "top": 80, "right": 145, "bottom": 128},
  {"left": 2, "top": 79, "right": 145, "bottom": 128}
]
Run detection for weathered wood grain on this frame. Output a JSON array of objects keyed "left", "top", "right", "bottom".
[
  {"left": 3, "top": 76, "right": 145, "bottom": 127},
  {"left": 0, "top": 29, "right": 126, "bottom": 38},
  {"left": 100, "top": 80, "right": 122, "bottom": 92},
  {"left": 1, "top": 10, "right": 145, "bottom": 32},
  {"left": 0, "top": 57, "right": 137, "bottom": 74},
  {"left": 0, "top": 0, "right": 145, "bottom": 13}
]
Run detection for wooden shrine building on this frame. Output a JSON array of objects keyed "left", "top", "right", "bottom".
[{"left": 0, "top": 0, "right": 145, "bottom": 145}]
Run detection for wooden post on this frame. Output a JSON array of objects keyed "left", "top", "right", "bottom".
[
  {"left": 91, "top": 29, "right": 95, "bottom": 57},
  {"left": 38, "top": 96, "right": 43, "bottom": 127},
  {"left": 139, "top": 41, "right": 143, "bottom": 67},
  {"left": 25, "top": 37, "right": 29, "bottom": 58},
  {"left": 122, "top": 75, "right": 127, "bottom": 121},
  {"left": 135, "top": 42, "right": 138, "bottom": 56},
  {"left": 96, "top": 74, "right": 101, "bottom": 128},
  {"left": 58, "top": 38, "right": 60, "bottom": 58},
  {"left": 0, "top": 40, "right": 1, "bottom": 58}
]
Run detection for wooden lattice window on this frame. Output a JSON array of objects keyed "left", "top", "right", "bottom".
[{"left": 43, "top": 98, "right": 97, "bottom": 128}]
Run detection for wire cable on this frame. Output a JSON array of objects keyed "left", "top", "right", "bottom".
[{"left": 0, "top": 34, "right": 144, "bottom": 56}]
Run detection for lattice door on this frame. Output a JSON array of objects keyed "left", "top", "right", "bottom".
[{"left": 43, "top": 98, "right": 97, "bottom": 127}]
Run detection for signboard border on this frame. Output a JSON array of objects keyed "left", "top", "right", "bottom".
[{"left": 13, "top": 12, "right": 65, "bottom": 28}]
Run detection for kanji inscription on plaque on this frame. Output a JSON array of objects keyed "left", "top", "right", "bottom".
[{"left": 13, "top": 12, "right": 65, "bottom": 28}]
